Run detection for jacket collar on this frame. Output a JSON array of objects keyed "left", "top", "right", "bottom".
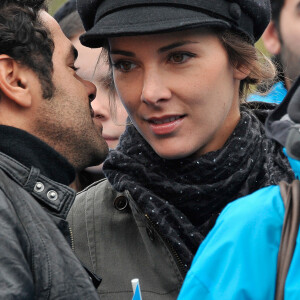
[
  {"left": 0, "top": 151, "right": 75, "bottom": 219},
  {"left": 0, "top": 126, "right": 75, "bottom": 185},
  {"left": 265, "top": 76, "right": 300, "bottom": 147}
]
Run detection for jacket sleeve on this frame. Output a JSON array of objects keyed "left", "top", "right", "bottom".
[
  {"left": 0, "top": 189, "right": 34, "bottom": 298},
  {"left": 178, "top": 186, "right": 284, "bottom": 300}
]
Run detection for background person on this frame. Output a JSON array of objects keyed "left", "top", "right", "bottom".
[
  {"left": 68, "top": 0, "right": 294, "bottom": 298},
  {"left": 54, "top": 0, "right": 128, "bottom": 191},
  {"left": 248, "top": 0, "right": 300, "bottom": 104},
  {"left": 0, "top": 0, "right": 108, "bottom": 298}
]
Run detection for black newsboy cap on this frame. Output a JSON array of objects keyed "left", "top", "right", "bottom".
[{"left": 77, "top": 0, "right": 271, "bottom": 48}]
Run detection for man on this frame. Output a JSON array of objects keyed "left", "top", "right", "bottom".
[
  {"left": 54, "top": 0, "right": 128, "bottom": 191},
  {"left": 249, "top": 0, "right": 300, "bottom": 103},
  {"left": 0, "top": 0, "right": 108, "bottom": 298}
]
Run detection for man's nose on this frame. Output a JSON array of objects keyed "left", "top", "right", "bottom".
[{"left": 84, "top": 79, "right": 97, "bottom": 102}]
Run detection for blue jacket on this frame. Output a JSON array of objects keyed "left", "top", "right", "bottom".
[
  {"left": 248, "top": 81, "right": 287, "bottom": 104},
  {"left": 178, "top": 151, "right": 300, "bottom": 300}
]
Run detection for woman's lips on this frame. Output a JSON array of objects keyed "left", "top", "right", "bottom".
[
  {"left": 147, "top": 115, "right": 185, "bottom": 135},
  {"left": 103, "top": 135, "right": 120, "bottom": 149},
  {"left": 102, "top": 135, "right": 118, "bottom": 141}
]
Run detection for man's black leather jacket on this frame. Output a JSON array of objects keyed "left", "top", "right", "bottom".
[{"left": 0, "top": 151, "right": 99, "bottom": 299}]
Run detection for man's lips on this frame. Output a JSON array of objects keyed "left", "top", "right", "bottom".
[
  {"left": 92, "top": 117, "right": 103, "bottom": 134},
  {"left": 90, "top": 104, "right": 95, "bottom": 118}
]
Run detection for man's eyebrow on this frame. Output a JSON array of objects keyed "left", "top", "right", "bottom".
[
  {"left": 110, "top": 50, "right": 135, "bottom": 57},
  {"left": 158, "top": 41, "right": 198, "bottom": 53}
]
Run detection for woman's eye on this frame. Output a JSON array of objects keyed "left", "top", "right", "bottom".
[
  {"left": 112, "top": 61, "right": 136, "bottom": 72},
  {"left": 168, "top": 52, "right": 194, "bottom": 64}
]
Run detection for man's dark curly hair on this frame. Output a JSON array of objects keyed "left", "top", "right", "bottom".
[
  {"left": 271, "top": 0, "right": 285, "bottom": 26},
  {"left": 0, "top": 0, "right": 54, "bottom": 99}
]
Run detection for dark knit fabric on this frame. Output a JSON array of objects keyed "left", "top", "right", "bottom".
[
  {"left": 0, "top": 126, "right": 75, "bottom": 185},
  {"left": 103, "top": 106, "right": 294, "bottom": 271}
]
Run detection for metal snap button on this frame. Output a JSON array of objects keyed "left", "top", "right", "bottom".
[
  {"left": 229, "top": 3, "right": 241, "bottom": 20},
  {"left": 113, "top": 196, "right": 128, "bottom": 211},
  {"left": 34, "top": 182, "right": 45, "bottom": 193},
  {"left": 47, "top": 190, "right": 58, "bottom": 201},
  {"left": 146, "top": 227, "right": 155, "bottom": 241}
]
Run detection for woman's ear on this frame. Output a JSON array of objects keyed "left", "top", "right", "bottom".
[
  {"left": 233, "top": 64, "right": 251, "bottom": 80},
  {"left": 262, "top": 21, "right": 281, "bottom": 55},
  {"left": 0, "top": 55, "right": 33, "bottom": 108}
]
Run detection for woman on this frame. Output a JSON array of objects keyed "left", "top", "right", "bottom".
[{"left": 68, "top": 1, "right": 294, "bottom": 299}]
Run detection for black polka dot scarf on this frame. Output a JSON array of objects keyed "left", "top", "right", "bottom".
[{"left": 103, "top": 105, "right": 294, "bottom": 272}]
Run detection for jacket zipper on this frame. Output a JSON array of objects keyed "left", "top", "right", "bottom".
[
  {"left": 144, "top": 213, "right": 187, "bottom": 278},
  {"left": 69, "top": 225, "right": 75, "bottom": 252}
]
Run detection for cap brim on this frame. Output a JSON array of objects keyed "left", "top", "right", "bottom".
[{"left": 80, "top": 6, "right": 231, "bottom": 48}]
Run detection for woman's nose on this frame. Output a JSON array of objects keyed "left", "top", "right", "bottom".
[
  {"left": 92, "top": 91, "right": 111, "bottom": 120},
  {"left": 140, "top": 69, "right": 172, "bottom": 105}
]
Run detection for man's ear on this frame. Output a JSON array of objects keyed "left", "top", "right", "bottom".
[
  {"left": 0, "top": 55, "right": 33, "bottom": 108},
  {"left": 262, "top": 21, "right": 281, "bottom": 55}
]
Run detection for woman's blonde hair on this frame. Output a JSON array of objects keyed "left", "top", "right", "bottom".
[{"left": 218, "top": 29, "right": 276, "bottom": 102}]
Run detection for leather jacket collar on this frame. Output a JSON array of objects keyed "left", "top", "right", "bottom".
[
  {"left": 0, "top": 151, "right": 75, "bottom": 219},
  {"left": 0, "top": 126, "right": 75, "bottom": 185}
]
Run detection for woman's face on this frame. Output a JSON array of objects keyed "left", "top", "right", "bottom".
[
  {"left": 72, "top": 34, "right": 127, "bottom": 149},
  {"left": 109, "top": 29, "right": 246, "bottom": 159},
  {"left": 92, "top": 59, "right": 128, "bottom": 149}
]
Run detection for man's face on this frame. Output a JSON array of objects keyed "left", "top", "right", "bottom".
[
  {"left": 279, "top": 0, "right": 300, "bottom": 88},
  {"left": 31, "top": 11, "right": 108, "bottom": 170}
]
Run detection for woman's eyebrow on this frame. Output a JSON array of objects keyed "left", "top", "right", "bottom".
[
  {"left": 110, "top": 50, "right": 135, "bottom": 57},
  {"left": 158, "top": 40, "right": 198, "bottom": 53},
  {"left": 110, "top": 40, "right": 199, "bottom": 56}
]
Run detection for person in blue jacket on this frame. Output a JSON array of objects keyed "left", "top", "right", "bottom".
[
  {"left": 248, "top": 80, "right": 287, "bottom": 104},
  {"left": 178, "top": 75, "right": 300, "bottom": 299}
]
